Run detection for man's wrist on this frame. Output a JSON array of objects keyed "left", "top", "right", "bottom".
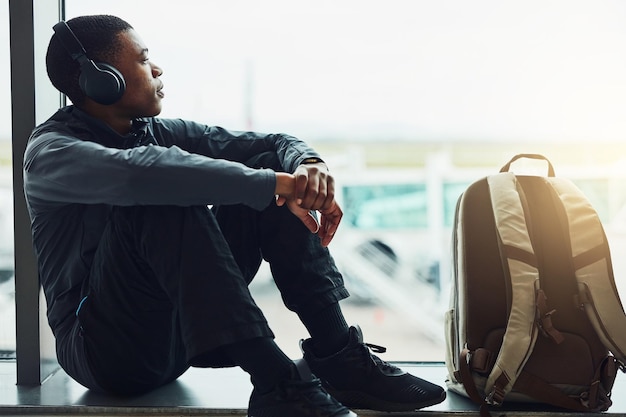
[{"left": 274, "top": 172, "right": 295, "bottom": 197}]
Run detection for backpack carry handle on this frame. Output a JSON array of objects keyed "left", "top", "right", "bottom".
[{"left": 500, "top": 154, "right": 555, "bottom": 177}]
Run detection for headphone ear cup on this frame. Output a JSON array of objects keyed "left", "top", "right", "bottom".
[{"left": 78, "top": 61, "right": 126, "bottom": 105}]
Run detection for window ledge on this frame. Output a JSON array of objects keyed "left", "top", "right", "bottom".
[{"left": 1, "top": 361, "right": 626, "bottom": 416}]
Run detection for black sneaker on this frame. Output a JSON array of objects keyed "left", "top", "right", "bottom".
[
  {"left": 301, "top": 325, "right": 446, "bottom": 412},
  {"left": 247, "top": 359, "right": 357, "bottom": 417}
]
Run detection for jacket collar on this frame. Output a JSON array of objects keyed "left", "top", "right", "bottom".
[{"left": 62, "top": 106, "right": 151, "bottom": 149}]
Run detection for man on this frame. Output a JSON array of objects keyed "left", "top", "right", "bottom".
[{"left": 24, "top": 14, "right": 445, "bottom": 417}]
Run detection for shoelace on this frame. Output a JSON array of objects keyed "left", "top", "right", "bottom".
[
  {"left": 362, "top": 342, "right": 402, "bottom": 374},
  {"left": 365, "top": 342, "right": 386, "bottom": 354}
]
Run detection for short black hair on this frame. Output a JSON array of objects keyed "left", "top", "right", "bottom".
[{"left": 46, "top": 15, "right": 133, "bottom": 106}]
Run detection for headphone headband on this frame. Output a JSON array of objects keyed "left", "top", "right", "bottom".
[{"left": 52, "top": 21, "right": 90, "bottom": 65}]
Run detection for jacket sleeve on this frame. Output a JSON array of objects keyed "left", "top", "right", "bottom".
[
  {"left": 150, "top": 118, "right": 323, "bottom": 173},
  {"left": 23, "top": 128, "right": 276, "bottom": 210}
]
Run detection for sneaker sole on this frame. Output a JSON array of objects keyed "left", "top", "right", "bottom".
[
  {"left": 248, "top": 411, "right": 358, "bottom": 417},
  {"left": 324, "top": 387, "right": 446, "bottom": 412}
]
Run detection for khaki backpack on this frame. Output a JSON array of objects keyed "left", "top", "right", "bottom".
[{"left": 445, "top": 154, "right": 625, "bottom": 414}]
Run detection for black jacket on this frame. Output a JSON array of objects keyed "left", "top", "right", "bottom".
[{"left": 23, "top": 105, "right": 321, "bottom": 337}]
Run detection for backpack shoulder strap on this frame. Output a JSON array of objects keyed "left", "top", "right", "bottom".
[
  {"left": 547, "top": 177, "right": 626, "bottom": 369},
  {"left": 483, "top": 172, "right": 541, "bottom": 404}
]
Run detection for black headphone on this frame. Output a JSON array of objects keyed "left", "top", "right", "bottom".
[{"left": 52, "top": 21, "right": 126, "bottom": 105}]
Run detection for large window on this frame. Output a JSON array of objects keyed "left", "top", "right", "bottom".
[
  {"left": 52, "top": 0, "right": 626, "bottom": 361},
  {"left": 0, "top": 4, "right": 14, "bottom": 357}
]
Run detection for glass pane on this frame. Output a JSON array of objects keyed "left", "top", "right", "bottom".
[
  {"left": 343, "top": 183, "right": 428, "bottom": 229},
  {"left": 64, "top": 0, "right": 626, "bottom": 362},
  {"left": 0, "top": 4, "right": 14, "bottom": 357}
]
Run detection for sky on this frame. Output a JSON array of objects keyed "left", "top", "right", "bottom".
[{"left": 3, "top": 0, "right": 626, "bottom": 143}]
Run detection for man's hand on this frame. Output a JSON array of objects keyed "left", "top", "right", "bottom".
[
  {"left": 317, "top": 199, "right": 343, "bottom": 247},
  {"left": 293, "top": 162, "right": 334, "bottom": 211},
  {"left": 274, "top": 163, "right": 343, "bottom": 246}
]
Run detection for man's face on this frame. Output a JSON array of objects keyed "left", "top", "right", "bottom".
[{"left": 111, "top": 29, "right": 164, "bottom": 118}]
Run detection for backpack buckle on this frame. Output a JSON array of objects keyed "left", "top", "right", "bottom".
[{"left": 486, "top": 385, "right": 505, "bottom": 406}]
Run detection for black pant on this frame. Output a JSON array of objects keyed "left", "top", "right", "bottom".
[{"left": 61, "top": 153, "right": 349, "bottom": 394}]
